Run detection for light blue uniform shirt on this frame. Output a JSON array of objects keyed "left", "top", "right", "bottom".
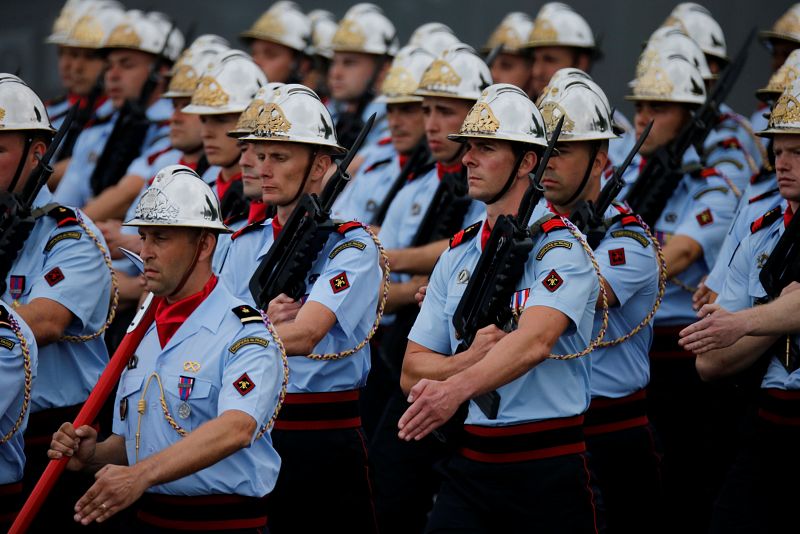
[
  {"left": 1, "top": 188, "right": 110, "bottom": 412},
  {"left": 608, "top": 109, "right": 636, "bottom": 167},
  {"left": 220, "top": 219, "right": 382, "bottom": 393},
  {"left": 332, "top": 143, "right": 399, "bottom": 224},
  {"left": 716, "top": 200, "right": 800, "bottom": 390},
  {"left": 0, "top": 304, "right": 38, "bottom": 484},
  {"left": 328, "top": 98, "right": 390, "bottom": 156},
  {"left": 589, "top": 205, "right": 659, "bottom": 398},
  {"left": 46, "top": 96, "right": 71, "bottom": 131},
  {"left": 54, "top": 99, "right": 173, "bottom": 208},
  {"left": 112, "top": 283, "right": 283, "bottom": 496},
  {"left": 705, "top": 173, "right": 781, "bottom": 293},
  {"left": 409, "top": 214, "right": 598, "bottom": 426}
]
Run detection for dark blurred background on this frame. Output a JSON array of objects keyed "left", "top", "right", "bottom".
[{"left": 0, "top": 0, "right": 788, "bottom": 120}]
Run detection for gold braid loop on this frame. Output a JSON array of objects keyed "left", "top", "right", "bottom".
[
  {"left": 596, "top": 216, "right": 667, "bottom": 348},
  {"left": 0, "top": 312, "right": 33, "bottom": 445},
  {"left": 60, "top": 212, "right": 119, "bottom": 342},
  {"left": 256, "top": 309, "right": 289, "bottom": 439},
  {"left": 548, "top": 218, "right": 609, "bottom": 360},
  {"left": 305, "top": 225, "right": 391, "bottom": 361}
]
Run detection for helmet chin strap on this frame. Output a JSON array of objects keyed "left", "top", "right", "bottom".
[
  {"left": 486, "top": 148, "right": 526, "bottom": 205},
  {"left": 286, "top": 147, "right": 320, "bottom": 206},
  {"left": 562, "top": 141, "right": 600, "bottom": 207},
  {"left": 168, "top": 230, "right": 211, "bottom": 300},
  {"left": 8, "top": 135, "right": 33, "bottom": 194}
]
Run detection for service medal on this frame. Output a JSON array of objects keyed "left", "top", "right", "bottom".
[
  {"left": 178, "top": 401, "right": 191, "bottom": 419},
  {"left": 177, "top": 375, "right": 195, "bottom": 419}
]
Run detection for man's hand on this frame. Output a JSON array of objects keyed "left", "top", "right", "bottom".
[
  {"left": 679, "top": 303, "right": 746, "bottom": 354},
  {"left": 466, "top": 325, "right": 507, "bottom": 364},
  {"left": 48, "top": 423, "right": 98, "bottom": 472},
  {"left": 73, "top": 464, "right": 149, "bottom": 525},
  {"left": 692, "top": 279, "right": 718, "bottom": 310},
  {"left": 397, "top": 378, "right": 467, "bottom": 441},
  {"left": 414, "top": 285, "right": 427, "bottom": 307},
  {"left": 267, "top": 294, "right": 303, "bottom": 325}
]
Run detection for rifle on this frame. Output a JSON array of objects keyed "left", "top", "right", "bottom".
[
  {"left": 569, "top": 121, "right": 653, "bottom": 248},
  {"left": 0, "top": 103, "right": 79, "bottom": 295},
  {"left": 625, "top": 29, "right": 754, "bottom": 227},
  {"left": 56, "top": 72, "right": 104, "bottom": 162},
  {"left": 484, "top": 44, "right": 503, "bottom": 68},
  {"left": 373, "top": 141, "right": 433, "bottom": 226},
  {"left": 249, "top": 114, "right": 376, "bottom": 308},
  {"left": 88, "top": 22, "right": 177, "bottom": 197},
  {"left": 452, "top": 116, "right": 564, "bottom": 419}
]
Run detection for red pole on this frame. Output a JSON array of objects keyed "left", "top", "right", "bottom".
[{"left": 9, "top": 294, "right": 159, "bottom": 534}]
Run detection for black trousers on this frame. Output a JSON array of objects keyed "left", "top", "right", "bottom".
[
  {"left": 425, "top": 452, "right": 601, "bottom": 534},
  {"left": 586, "top": 424, "right": 664, "bottom": 534},
  {"left": 369, "top": 388, "right": 451, "bottom": 534},
  {"left": 266, "top": 427, "right": 378, "bottom": 534}
]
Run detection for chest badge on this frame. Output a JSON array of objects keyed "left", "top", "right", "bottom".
[
  {"left": 366, "top": 200, "right": 377, "bottom": 212},
  {"left": 457, "top": 269, "right": 470, "bottom": 284},
  {"left": 757, "top": 252, "right": 769, "bottom": 269},
  {"left": 183, "top": 361, "right": 201, "bottom": 373},
  {"left": 411, "top": 203, "right": 421, "bottom": 216},
  {"left": 665, "top": 213, "right": 678, "bottom": 223},
  {"left": 127, "top": 354, "right": 139, "bottom": 370},
  {"left": 9, "top": 275, "right": 24, "bottom": 300},
  {"left": 119, "top": 398, "right": 128, "bottom": 421},
  {"left": 177, "top": 375, "right": 195, "bottom": 419}
]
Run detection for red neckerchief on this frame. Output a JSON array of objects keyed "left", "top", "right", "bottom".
[
  {"left": 480, "top": 219, "right": 492, "bottom": 249},
  {"left": 785, "top": 204, "right": 795, "bottom": 228},
  {"left": 248, "top": 201, "right": 268, "bottom": 224},
  {"left": 399, "top": 154, "right": 409, "bottom": 170},
  {"left": 546, "top": 201, "right": 569, "bottom": 217},
  {"left": 155, "top": 275, "right": 217, "bottom": 348},
  {"left": 437, "top": 161, "right": 462, "bottom": 180},
  {"left": 216, "top": 171, "right": 242, "bottom": 200},
  {"left": 271, "top": 216, "right": 284, "bottom": 240}
]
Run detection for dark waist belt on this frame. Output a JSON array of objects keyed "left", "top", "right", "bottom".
[
  {"left": 25, "top": 403, "right": 99, "bottom": 446},
  {"left": 459, "top": 415, "right": 585, "bottom": 463},
  {"left": 0, "top": 482, "right": 23, "bottom": 524},
  {"left": 758, "top": 388, "right": 800, "bottom": 427},
  {"left": 650, "top": 326, "right": 694, "bottom": 359},
  {"left": 274, "top": 389, "right": 361, "bottom": 431},
  {"left": 585, "top": 389, "right": 649, "bottom": 436},
  {"left": 137, "top": 493, "right": 269, "bottom": 531}
]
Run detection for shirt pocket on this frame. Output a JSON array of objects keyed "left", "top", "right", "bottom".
[
  {"left": 163, "top": 374, "right": 216, "bottom": 432},
  {"left": 116, "top": 373, "right": 145, "bottom": 436}
]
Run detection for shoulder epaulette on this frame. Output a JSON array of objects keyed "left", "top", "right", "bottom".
[
  {"left": 449, "top": 221, "right": 482, "bottom": 248},
  {"left": 146, "top": 145, "right": 174, "bottom": 166},
  {"left": 750, "top": 169, "right": 774, "bottom": 185},
  {"left": 377, "top": 136, "right": 392, "bottom": 146},
  {"left": 750, "top": 206, "right": 783, "bottom": 234},
  {"left": 231, "top": 305, "right": 263, "bottom": 324},
  {"left": 363, "top": 157, "right": 392, "bottom": 174},
  {"left": 541, "top": 217, "right": 568, "bottom": 234},
  {"left": 336, "top": 221, "right": 364, "bottom": 234},
  {"left": 748, "top": 187, "right": 780, "bottom": 204},
  {"left": 44, "top": 205, "right": 79, "bottom": 227},
  {"left": 716, "top": 137, "right": 744, "bottom": 151},
  {"left": 230, "top": 216, "right": 267, "bottom": 241},
  {"left": 694, "top": 167, "right": 721, "bottom": 179}
]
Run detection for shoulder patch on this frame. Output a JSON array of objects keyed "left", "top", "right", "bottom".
[
  {"left": 45, "top": 205, "right": 79, "bottom": 227},
  {"left": 693, "top": 186, "right": 730, "bottom": 200},
  {"left": 750, "top": 206, "right": 783, "bottom": 234},
  {"left": 449, "top": 222, "right": 482, "bottom": 249},
  {"left": 535, "top": 239, "right": 573, "bottom": 260},
  {"left": 231, "top": 305, "right": 263, "bottom": 324},
  {"left": 229, "top": 336, "right": 269, "bottom": 354},
  {"left": 610, "top": 229, "right": 650, "bottom": 248},
  {"left": 541, "top": 217, "right": 568, "bottom": 234},
  {"left": 329, "top": 239, "right": 367, "bottom": 259},
  {"left": 336, "top": 221, "right": 364, "bottom": 234},
  {"left": 231, "top": 218, "right": 267, "bottom": 241},
  {"left": 695, "top": 208, "right": 714, "bottom": 226},
  {"left": 44, "top": 231, "right": 82, "bottom": 252},
  {"left": 0, "top": 337, "right": 15, "bottom": 350}
]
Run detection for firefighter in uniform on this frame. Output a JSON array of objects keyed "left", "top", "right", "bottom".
[
  {"left": 241, "top": 1, "right": 313, "bottom": 84},
  {"left": 0, "top": 304, "right": 37, "bottom": 531},
  {"left": 399, "top": 83, "right": 601, "bottom": 533},
  {"left": 48, "top": 165, "right": 285, "bottom": 532},
  {"left": 482, "top": 12, "right": 534, "bottom": 96},
  {"left": 408, "top": 22, "right": 461, "bottom": 57},
  {"left": 537, "top": 69, "right": 665, "bottom": 533},
  {"left": 0, "top": 74, "right": 113, "bottom": 529},
  {"left": 306, "top": 9, "right": 337, "bottom": 97},
  {"left": 621, "top": 50, "right": 738, "bottom": 533},
  {"left": 221, "top": 84, "right": 384, "bottom": 533},
  {"left": 681, "top": 81, "right": 800, "bottom": 534}
]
